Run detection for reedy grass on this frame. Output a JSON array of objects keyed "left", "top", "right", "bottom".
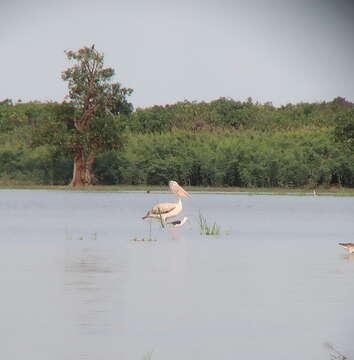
[
  {"left": 131, "top": 236, "right": 157, "bottom": 242},
  {"left": 198, "top": 212, "right": 220, "bottom": 236},
  {"left": 142, "top": 350, "right": 153, "bottom": 360},
  {"left": 132, "top": 220, "right": 157, "bottom": 242},
  {"left": 65, "top": 231, "right": 98, "bottom": 240},
  {"left": 157, "top": 208, "right": 165, "bottom": 228}
]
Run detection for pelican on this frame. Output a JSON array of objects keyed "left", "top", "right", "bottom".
[
  {"left": 339, "top": 243, "right": 354, "bottom": 253},
  {"left": 142, "top": 181, "right": 191, "bottom": 226}
]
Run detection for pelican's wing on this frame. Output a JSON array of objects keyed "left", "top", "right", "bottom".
[{"left": 150, "top": 202, "right": 176, "bottom": 215}]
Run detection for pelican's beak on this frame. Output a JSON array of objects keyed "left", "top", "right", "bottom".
[{"left": 173, "top": 183, "right": 192, "bottom": 198}]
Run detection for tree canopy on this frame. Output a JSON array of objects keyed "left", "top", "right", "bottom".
[
  {"left": 32, "top": 45, "right": 133, "bottom": 186},
  {"left": 1, "top": 96, "right": 353, "bottom": 188},
  {"left": 334, "top": 108, "right": 354, "bottom": 151}
]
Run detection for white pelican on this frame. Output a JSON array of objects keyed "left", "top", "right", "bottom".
[
  {"left": 338, "top": 243, "right": 354, "bottom": 253},
  {"left": 142, "top": 181, "right": 191, "bottom": 226}
]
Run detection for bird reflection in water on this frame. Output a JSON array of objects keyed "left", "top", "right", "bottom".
[
  {"left": 64, "top": 244, "right": 124, "bottom": 335},
  {"left": 344, "top": 253, "right": 354, "bottom": 261}
]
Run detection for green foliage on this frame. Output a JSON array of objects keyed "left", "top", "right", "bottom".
[
  {"left": 334, "top": 108, "right": 354, "bottom": 151},
  {"left": 62, "top": 45, "right": 133, "bottom": 120},
  {"left": 61, "top": 45, "right": 133, "bottom": 149},
  {"left": 30, "top": 45, "right": 133, "bottom": 186},
  {"left": 0, "top": 96, "right": 353, "bottom": 188},
  {"left": 0, "top": 145, "right": 71, "bottom": 185},
  {"left": 198, "top": 212, "right": 220, "bottom": 235},
  {"left": 113, "top": 128, "right": 353, "bottom": 187},
  {"left": 93, "top": 150, "right": 128, "bottom": 184},
  {"left": 127, "top": 97, "right": 349, "bottom": 133}
]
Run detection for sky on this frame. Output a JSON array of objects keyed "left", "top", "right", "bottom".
[{"left": 1, "top": 0, "right": 353, "bottom": 109}]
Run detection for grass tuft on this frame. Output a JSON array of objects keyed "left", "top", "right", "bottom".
[
  {"left": 198, "top": 212, "right": 220, "bottom": 235},
  {"left": 65, "top": 232, "right": 98, "bottom": 241},
  {"left": 131, "top": 236, "right": 157, "bottom": 242},
  {"left": 157, "top": 208, "right": 165, "bottom": 228},
  {"left": 132, "top": 220, "right": 157, "bottom": 242},
  {"left": 142, "top": 351, "right": 153, "bottom": 360}
]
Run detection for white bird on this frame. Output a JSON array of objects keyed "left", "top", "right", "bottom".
[
  {"left": 142, "top": 181, "right": 191, "bottom": 226},
  {"left": 339, "top": 243, "right": 354, "bottom": 253}
]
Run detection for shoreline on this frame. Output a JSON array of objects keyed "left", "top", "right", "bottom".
[{"left": 0, "top": 184, "right": 353, "bottom": 196}]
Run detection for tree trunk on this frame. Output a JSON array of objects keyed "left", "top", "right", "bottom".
[
  {"left": 69, "top": 151, "right": 85, "bottom": 187},
  {"left": 69, "top": 150, "right": 95, "bottom": 187},
  {"left": 84, "top": 153, "right": 96, "bottom": 185}
]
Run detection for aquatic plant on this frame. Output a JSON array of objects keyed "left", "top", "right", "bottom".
[
  {"left": 65, "top": 231, "right": 72, "bottom": 240},
  {"left": 198, "top": 212, "right": 220, "bottom": 236},
  {"left": 64, "top": 231, "right": 98, "bottom": 241},
  {"left": 132, "top": 221, "right": 157, "bottom": 242},
  {"left": 131, "top": 236, "right": 157, "bottom": 242},
  {"left": 156, "top": 207, "right": 165, "bottom": 228},
  {"left": 142, "top": 350, "right": 153, "bottom": 360},
  {"left": 224, "top": 228, "right": 232, "bottom": 236}
]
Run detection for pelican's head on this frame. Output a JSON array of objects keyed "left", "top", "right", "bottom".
[{"left": 168, "top": 181, "right": 192, "bottom": 198}]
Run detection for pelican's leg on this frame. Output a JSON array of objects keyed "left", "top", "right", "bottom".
[{"left": 160, "top": 215, "right": 167, "bottom": 228}]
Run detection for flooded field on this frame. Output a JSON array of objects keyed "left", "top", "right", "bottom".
[{"left": 0, "top": 190, "right": 353, "bottom": 360}]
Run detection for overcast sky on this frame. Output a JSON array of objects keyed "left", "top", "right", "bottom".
[{"left": 1, "top": 0, "right": 353, "bottom": 108}]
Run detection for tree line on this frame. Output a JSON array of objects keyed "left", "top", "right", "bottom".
[
  {"left": 0, "top": 45, "right": 353, "bottom": 188},
  {"left": 0, "top": 97, "right": 353, "bottom": 188}
]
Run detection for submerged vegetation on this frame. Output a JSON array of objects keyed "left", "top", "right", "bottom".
[
  {"left": 142, "top": 351, "right": 154, "bottom": 360},
  {"left": 65, "top": 231, "right": 98, "bottom": 240},
  {"left": 0, "top": 95, "right": 353, "bottom": 189},
  {"left": 131, "top": 236, "right": 157, "bottom": 242}
]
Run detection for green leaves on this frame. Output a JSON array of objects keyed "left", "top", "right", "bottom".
[
  {"left": 334, "top": 109, "right": 354, "bottom": 151},
  {"left": 126, "top": 97, "right": 353, "bottom": 133},
  {"left": 1, "top": 94, "right": 353, "bottom": 187},
  {"left": 61, "top": 45, "right": 132, "bottom": 122},
  {"left": 58, "top": 45, "right": 133, "bottom": 185},
  {"left": 112, "top": 127, "right": 354, "bottom": 187}
]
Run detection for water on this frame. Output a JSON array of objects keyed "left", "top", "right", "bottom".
[{"left": 0, "top": 190, "right": 353, "bottom": 360}]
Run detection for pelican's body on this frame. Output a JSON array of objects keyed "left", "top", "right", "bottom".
[
  {"left": 143, "top": 198, "right": 183, "bottom": 223},
  {"left": 339, "top": 243, "right": 354, "bottom": 253},
  {"left": 142, "top": 181, "right": 191, "bottom": 225}
]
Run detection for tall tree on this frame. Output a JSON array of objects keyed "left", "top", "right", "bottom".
[{"left": 61, "top": 45, "right": 133, "bottom": 186}]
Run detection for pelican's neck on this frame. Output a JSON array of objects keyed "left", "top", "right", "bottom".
[{"left": 175, "top": 196, "right": 182, "bottom": 205}]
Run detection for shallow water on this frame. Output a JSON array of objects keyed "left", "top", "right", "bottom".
[{"left": 0, "top": 190, "right": 353, "bottom": 360}]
